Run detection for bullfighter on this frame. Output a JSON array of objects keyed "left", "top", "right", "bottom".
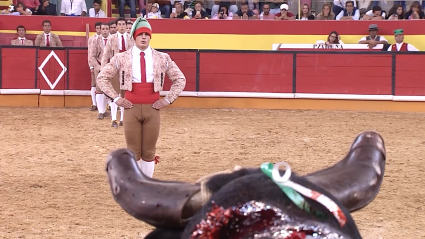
[
  {"left": 97, "top": 17, "right": 186, "bottom": 178},
  {"left": 89, "top": 22, "right": 111, "bottom": 119},
  {"left": 87, "top": 22, "right": 102, "bottom": 112},
  {"left": 101, "top": 17, "right": 134, "bottom": 127}
]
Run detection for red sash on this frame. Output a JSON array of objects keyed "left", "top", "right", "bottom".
[
  {"left": 391, "top": 43, "right": 408, "bottom": 51},
  {"left": 125, "top": 83, "right": 159, "bottom": 104}
]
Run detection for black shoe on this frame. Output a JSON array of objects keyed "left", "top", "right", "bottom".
[
  {"left": 119, "top": 121, "right": 123, "bottom": 126},
  {"left": 111, "top": 120, "right": 118, "bottom": 128},
  {"left": 90, "top": 105, "right": 98, "bottom": 111}
]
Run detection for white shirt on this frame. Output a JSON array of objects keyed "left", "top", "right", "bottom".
[
  {"left": 358, "top": 35, "right": 388, "bottom": 43},
  {"left": 365, "top": 9, "right": 386, "bottom": 18},
  {"left": 116, "top": 32, "right": 128, "bottom": 51},
  {"left": 61, "top": 0, "right": 87, "bottom": 15},
  {"left": 89, "top": 8, "right": 105, "bottom": 17},
  {"left": 336, "top": 9, "right": 359, "bottom": 20},
  {"left": 132, "top": 46, "right": 154, "bottom": 83},
  {"left": 387, "top": 42, "right": 419, "bottom": 51},
  {"left": 147, "top": 12, "right": 162, "bottom": 19}
]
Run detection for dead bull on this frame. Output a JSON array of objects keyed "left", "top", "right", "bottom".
[{"left": 105, "top": 131, "right": 386, "bottom": 239}]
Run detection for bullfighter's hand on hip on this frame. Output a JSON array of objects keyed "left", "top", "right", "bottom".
[{"left": 152, "top": 99, "right": 170, "bottom": 110}]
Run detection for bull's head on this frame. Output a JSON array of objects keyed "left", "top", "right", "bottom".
[{"left": 106, "top": 131, "right": 386, "bottom": 239}]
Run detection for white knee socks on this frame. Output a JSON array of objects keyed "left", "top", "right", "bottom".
[
  {"left": 90, "top": 87, "right": 96, "bottom": 106},
  {"left": 110, "top": 102, "right": 118, "bottom": 121},
  {"left": 120, "top": 106, "right": 124, "bottom": 121},
  {"left": 96, "top": 94, "right": 106, "bottom": 114},
  {"left": 137, "top": 160, "right": 155, "bottom": 178}
]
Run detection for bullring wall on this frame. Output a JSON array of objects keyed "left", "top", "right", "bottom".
[{"left": 0, "top": 46, "right": 424, "bottom": 112}]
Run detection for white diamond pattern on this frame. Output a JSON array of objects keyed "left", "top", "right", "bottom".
[{"left": 38, "top": 50, "right": 67, "bottom": 90}]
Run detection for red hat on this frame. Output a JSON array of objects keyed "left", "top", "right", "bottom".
[{"left": 130, "top": 17, "right": 152, "bottom": 39}]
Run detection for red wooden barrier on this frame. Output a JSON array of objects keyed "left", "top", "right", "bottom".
[
  {"left": 37, "top": 49, "right": 66, "bottom": 90},
  {"left": 162, "top": 51, "right": 197, "bottom": 92},
  {"left": 1, "top": 48, "right": 37, "bottom": 89},
  {"left": 199, "top": 52, "right": 293, "bottom": 93},
  {"left": 1, "top": 47, "right": 425, "bottom": 98},
  {"left": 68, "top": 49, "right": 92, "bottom": 90},
  {"left": 296, "top": 54, "right": 392, "bottom": 95},
  {"left": 395, "top": 55, "right": 425, "bottom": 96}
]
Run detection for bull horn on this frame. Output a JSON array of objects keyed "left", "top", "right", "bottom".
[
  {"left": 304, "top": 131, "right": 386, "bottom": 212},
  {"left": 105, "top": 149, "right": 203, "bottom": 228}
]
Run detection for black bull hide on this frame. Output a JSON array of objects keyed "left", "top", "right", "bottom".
[{"left": 105, "top": 131, "right": 386, "bottom": 239}]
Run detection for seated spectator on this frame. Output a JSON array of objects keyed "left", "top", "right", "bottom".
[
  {"left": 248, "top": 0, "right": 260, "bottom": 15},
  {"left": 211, "top": 1, "right": 237, "bottom": 18},
  {"left": 387, "top": 29, "right": 419, "bottom": 51},
  {"left": 267, "top": 1, "right": 284, "bottom": 15},
  {"left": 316, "top": 31, "right": 344, "bottom": 45},
  {"left": 34, "top": 20, "right": 63, "bottom": 47},
  {"left": 358, "top": 24, "right": 388, "bottom": 48},
  {"left": 118, "top": 0, "right": 136, "bottom": 18},
  {"left": 154, "top": 0, "right": 171, "bottom": 18},
  {"left": 1, "top": 3, "right": 32, "bottom": 15},
  {"left": 274, "top": 3, "right": 294, "bottom": 20},
  {"left": 141, "top": 2, "right": 153, "bottom": 17},
  {"left": 316, "top": 3, "right": 335, "bottom": 20},
  {"left": 89, "top": 0, "right": 105, "bottom": 17},
  {"left": 358, "top": 7, "right": 367, "bottom": 19},
  {"left": 333, "top": 0, "right": 357, "bottom": 16},
  {"left": 36, "top": 0, "right": 57, "bottom": 15},
  {"left": 362, "top": 5, "right": 385, "bottom": 20},
  {"left": 147, "top": 3, "right": 162, "bottom": 18},
  {"left": 61, "top": 0, "right": 87, "bottom": 16},
  {"left": 170, "top": 2, "right": 188, "bottom": 18},
  {"left": 295, "top": 3, "right": 315, "bottom": 20},
  {"left": 387, "top": 4, "right": 404, "bottom": 20},
  {"left": 192, "top": 1, "right": 208, "bottom": 19},
  {"left": 11, "top": 25, "right": 34, "bottom": 45},
  {"left": 259, "top": 3, "right": 274, "bottom": 20},
  {"left": 233, "top": 2, "right": 257, "bottom": 19},
  {"left": 212, "top": 4, "right": 233, "bottom": 19},
  {"left": 336, "top": 1, "right": 359, "bottom": 20},
  {"left": 404, "top": 1, "right": 424, "bottom": 19},
  {"left": 20, "top": 0, "right": 40, "bottom": 14}
]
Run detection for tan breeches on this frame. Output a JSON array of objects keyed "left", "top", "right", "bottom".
[
  {"left": 123, "top": 104, "right": 160, "bottom": 161},
  {"left": 95, "top": 69, "right": 120, "bottom": 94}
]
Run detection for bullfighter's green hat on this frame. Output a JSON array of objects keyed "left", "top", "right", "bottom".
[
  {"left": 130, "top": 17, "right": 152, "bottom": 39},
  {"left": 394, "top": 29, "right": 404, "bottom": 35}
]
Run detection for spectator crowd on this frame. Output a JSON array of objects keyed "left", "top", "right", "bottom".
[{"left": 1, "top": 0, "right": 425, "bottom": 21}]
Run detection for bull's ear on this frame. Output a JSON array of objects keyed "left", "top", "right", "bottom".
[{"left": 144, "top": 228, "right": 183, "bottom": 239}]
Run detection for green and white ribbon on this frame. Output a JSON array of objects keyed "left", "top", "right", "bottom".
[{"left": 260, "top": 162, "right": 347, "bottom": 227}]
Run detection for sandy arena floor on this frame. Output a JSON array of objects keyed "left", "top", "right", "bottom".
[{"left": 0, "top": 107, "right": 424, "bottom": 239}]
